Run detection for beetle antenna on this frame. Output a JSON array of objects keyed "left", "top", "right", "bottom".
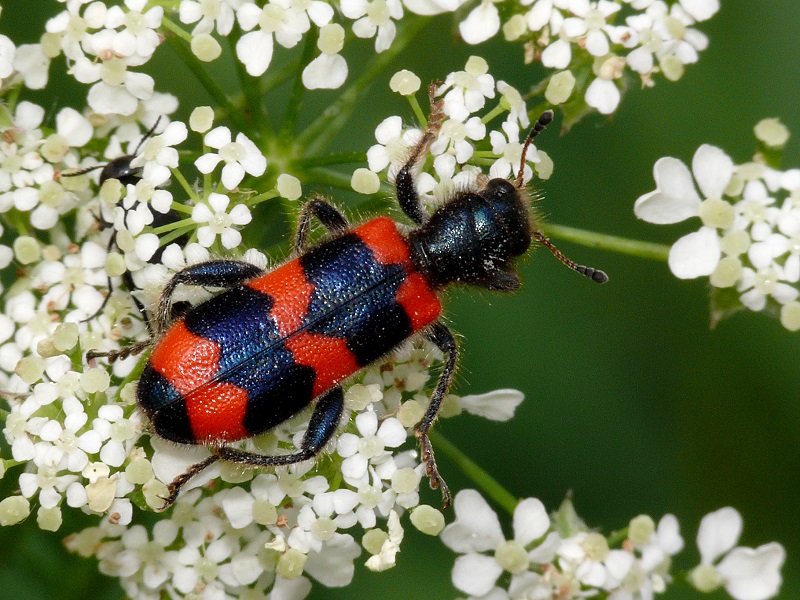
[
  {"left": 531, "top": 229, "right": 608, "bottom": 283},
  {"left": 133, "top": 115, "right": 162, "bottom": 156},
  {"left": 61, "top": 116, "right": 163, "bottom": 179},
  {"left": 516, "top": 110, "right": 608, "bottom": 283},
  {"left": 516, "top": 110, "right": 554, "bottom": 189},
  {"left": 61, "top": 164, "right": 103, "bottom": 178}
]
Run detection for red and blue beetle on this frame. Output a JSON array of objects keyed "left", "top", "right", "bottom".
[{"left": 89, "top": 100, "right": 607, "bottom": 509}]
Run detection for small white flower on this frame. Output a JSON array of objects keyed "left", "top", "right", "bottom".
[
  {"left": 342, "top": 0, "right": 404, "bottom": 52},
  {"left": 488, "top": 121, "right": 540, "bottom": 182},
  {"left": 429, "top": 116, "right": 485, "bottom": 165},
  {"left": 195, "top": 127, "right": 267, "bottom": 190},
  {"left": 562, "top": 1, "right": 625, "bottom": 58},
  {"left": 191, "top": 192, "right": 253, "bottom": 249},
  {"left": 133, "top": 121, "right": 188, "bottom": 185},
  {"left": 692, "top": 507, "right": 785, "bottom": 600},
  {"left": 236, "top": 0, "right": 333, "bottom": 76},
  {"left": 458, "top": 388, "right": 524, "bottom": 422},
  {"left": 736, "top": 265, "right": 798, "bottom": 311},
  {"left": 179, "top": 0, "right": 238, "bottom": 36},
  {"left": 337, "top": 410, "right": 406, "bottom": 486},
  {"left": 635, "top": 144, "right": 735, "bottom": 278},
  {"left": 441, "top": 489, "right": 550, "bottom": 596},
  {"left": 459, "top": 1, "right": 501, "bottom": 45},
  {"left": 439, "top": 56, "right": 495, "bottom": 122}
]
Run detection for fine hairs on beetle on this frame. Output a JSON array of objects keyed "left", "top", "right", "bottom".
[{"left": 88, "top": 88, "right": 607, "bottom": 509}]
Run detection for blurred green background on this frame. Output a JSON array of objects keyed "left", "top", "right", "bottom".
[{"left": 1, "top": 1, "right": 798, "bottom": 598}]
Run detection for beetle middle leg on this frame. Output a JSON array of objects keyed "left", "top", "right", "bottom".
[
  {"left": 415, "top": 320, "right": 458, "bottom": 508},
  {"left": 160, "top": 387, "right": 345, "bottom": 509},
  {"left": 294, "top": 196, "right": 350, "bottom": 255}
]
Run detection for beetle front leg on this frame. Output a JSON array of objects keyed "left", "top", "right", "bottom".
[
  {"left": 415, "top": 320, "right": 458, "bottom": 508},
  {"left": 86, "top": 260, "right": 265, "bottom": 364},
  {"left": 294, "top": 197, "right": 350, "bottom": 255},
  {"left": 153, "top": 260, "right": 265, "bottom": 336},
  {"left": 394, "top": 82, "right": 444, "bottom": 225}
]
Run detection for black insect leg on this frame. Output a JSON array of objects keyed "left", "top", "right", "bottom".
[
  {"left": 153, "top": 260, "right": 265, "bottom": 336},
  {"left": 294, "top": 197, "right": 350, "bottom": 255},
  {"left": 86, "top": 260, "right": 265, "bottom": 364},
  {"left": 394, "top": 82, "right": 445, "bottom": 225},
  {"left": 415, "top": 321, "right": 457, "bottom": 508},
  {"left": 160, "top": 387, "right": 346, "bottom": 510}
]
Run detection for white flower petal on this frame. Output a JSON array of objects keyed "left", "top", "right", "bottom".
[
  {"left": 679, "top": 0, "right": 719, "bottom": 22},
  {"left": 513, "top": 498, "right": 549, "bottom": 546},
  {"left": 459, "top": 388, "right": 524, "bottom": 421},
  {"left": 717, "top": 543, "right": 785, "bottom": 600},
  {"left": 585, "top": 78, "right": 620, "bottom": 115},
  {"left": 452, "top": 552, "right": 504, "bottom": 596},
  {"left": 697, "top": 506, "right": 742, "bottom": 565},
  {"left": 541, "top": 39, "right": 571, "bottom": 69},
  {"left": 668, "top": 227, "right": 721, "bottom": 279},
  {"left": 693, "top": 145, "right": 734, "bottom": 200},
  {"left": 236, "top": 31, "right": 274, "bottom": 76},
  {"left": 634, "top": 157, "right": 701, "bottom": 223},
  {"left": 302, "top": 53, "right": 348, "bottom": 90},
  {"left": 440, "top": 489, "right": 504, "bottom": 552}
]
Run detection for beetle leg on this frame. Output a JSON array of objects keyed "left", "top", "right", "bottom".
[
  {"left": 159, "top": 453, "right": 221, "bottom": 510},
  {"left": 415, "top": 321, "right": 457, "bottom": 508},
  {"left": 394, "top": 82, "right": 445, "bottom": 226},
  {"left": 153, "top": 260, "right": 265, "bottom": 336},
  {"left": 294, "top": 196, "right": 350, "bottom": 255},
  {"left": 218, "top": 386, "right": 345, "bottom": 467},
  {"left": 159, "top": 387, "right": 345, "bottom": 510},
  {"left": 85, "top": 260, "right": 264, "bottom": 364}
]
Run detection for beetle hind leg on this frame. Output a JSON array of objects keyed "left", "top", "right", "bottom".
[
  {"left": 159, "top": 387, "right": 345, "bottom": 510},
  {"left": 415, "top": 321, "right": 458, "bottom": 509}
]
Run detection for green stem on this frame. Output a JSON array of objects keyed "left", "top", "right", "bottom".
[
  {"left": 261, "top": 56, "right": 303, "bottom": 96},
  {"left": 406, "top": 93, "right": 427, "bottom": 127},
  {"left": 160, "top": 14, "right": 192, "bottom": 43},
  {"left": 292, "top": 151, "right": 367, "bottom": 169},
  {"left": 280, "top": 29, "right": 319, "bottom": 144},
  {"left": 228, "top": 29, "right": 266, "bottom": 139},
  {"left": 163, "top": 21, "right": 250, "bottom": 136},
  {"left": 541, "top": 224, "right": 670, "bottom": 261},
  {"left": 170, "top": 166, "right": 200, "bottom": 204},
  {"left": 429, "top": 430, "right": 518, "bottom": 516},
  {"left": 607, "top": 528, "right": 629, "bottom": 547},
  {"left": 298, "top": 16, "right": 430, "bottom": 156},
  {"left": 245, "top": 189, "right": 280, "bottom": 207},
  {"left": 302, "top": 167, "right": 359, "bottom": 191},
  {"left": 151, "top": 217, "right": 194, "bottom": 235},
  {"left": 481, "top": 101, "right": 507, "bottom": 125}
]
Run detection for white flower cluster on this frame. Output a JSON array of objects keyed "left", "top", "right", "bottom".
[
  {"left": 4, "top": 328, "right": 522, "bottom": 598},
  {"left": 442, "top": 490, "right": 784, "bottom": 600},
  {"left": 467, "top": 0, "right": 719, "bottom": 116},
  {"left": 634, "top": 119, "right": 800, "bottom": 331},
  {"left": 26, "top": 0, "right": 718, "bottom": 106},
  {"left": 364, "top": 58, "right": 554, "bottom": 207}
]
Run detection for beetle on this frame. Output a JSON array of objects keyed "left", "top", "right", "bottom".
[
  {"left": 88, "top": 100, "right": 607, "bottom": 509},
  {"left": 63, "top": 118, "right": 190, "bottom": 322}
]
